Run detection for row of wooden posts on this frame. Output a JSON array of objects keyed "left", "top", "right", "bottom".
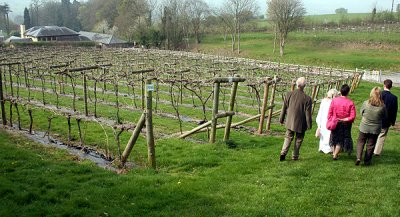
[
  {"left": 178, "top": 72, "right": 363, "bottom": 142},
  {"left": 0, "top": 61, "right": 363, "bottom": 169}
]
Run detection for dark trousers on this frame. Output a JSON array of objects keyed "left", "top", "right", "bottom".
[
  {"left": 356, "top": 131, "right": 379, "bottom": 165},
  {"left": 280, "top": 129, "right": 305, "bottom": 159}
]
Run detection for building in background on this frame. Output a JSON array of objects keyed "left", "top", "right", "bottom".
[
  {"left": 79, "top": 31, "right": 128, "bottom": 47},
  {"left": 24, "top": 26, "right": 83, "bottom": 42}
]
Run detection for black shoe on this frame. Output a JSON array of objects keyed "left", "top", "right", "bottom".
[
  {"left": 292, "top": 157, "right": 298, "bottom": 161},
  {"left": 280, "top": 155, "right": 286, "bottom": 161},
  {"left": 333, "top": 157, "right": 338, "bottom": 160},
  {"left": 374, "top": 154, "right": 380, "bottom": 157},
  {"left": 355, "top": 159, "right": 360, "bottom": 166}
]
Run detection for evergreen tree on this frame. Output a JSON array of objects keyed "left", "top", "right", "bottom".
[{"left": 24, "top": 7, "right": 31, "bottom": 28}]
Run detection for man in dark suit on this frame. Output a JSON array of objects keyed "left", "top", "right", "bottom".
[
  {"left": 279, "top": 77, "right": 312, "bottom": 161},
  {"left": 374, "top": 79, "right": 398, "bottom": 156}
]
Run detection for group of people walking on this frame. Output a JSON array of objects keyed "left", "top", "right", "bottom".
[{"left": 279, "top": 77, "right": 397, "bottom": 166}]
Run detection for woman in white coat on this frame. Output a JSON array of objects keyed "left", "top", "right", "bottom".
[{"left": 316, "top": 89, "right": 339, "bottom": 154}]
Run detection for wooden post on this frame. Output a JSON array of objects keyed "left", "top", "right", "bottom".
[
  {"left": 291, "top": 79, "right": 296, "bottom": 91},
  {"left": 141, "top": 72, "right": 145, "bottom": 109},
  {"left": 180, "top": 72, "right": 183, "bottom": 104},
  {"left": 178, "top": 120, "right": 212, "bottom": 139},
  {"left": 121, "top": 113, "right": 146, "bottom": 164},
  {"left": 146, "top": 79, "right": 156, "bottom": 169},
  {"left": 0, "top": 68, "right": 6, "bottom": 126},
  {"left": 266, "top": 77, "right": 278, "bottom": 131},
  {"left": 335, "top": 81, "right": 339, "bottom": 90},
  {"left": 328, "top": 81, "right": 332, "bottom": 90},
  {"left": 83, "top": 73, "right": 88, "bottom": 116},
  {"left": 210, "top": 82, "right": 220, "bottom": 143},
  {"left": 356, "top": 73, "right": 363, "bottom": 87},
  {"left": 224, "top": 75, "right": 240, "bottom": 141},
  {"left": 8, "top": 65, "right": 14, "bottom": 97},
  {"left": 350, "top": 75, "right": 357, "bottom": 93},
  {"left": 258, "top": 77, "right": 271, "bottom": 134},
  {"left": 311, "top": 84, "right": 320, "bottom": 114}
]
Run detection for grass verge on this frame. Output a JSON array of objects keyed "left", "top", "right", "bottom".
[{"left": 1, "top": 81, "right": 400, "bottom": 216}]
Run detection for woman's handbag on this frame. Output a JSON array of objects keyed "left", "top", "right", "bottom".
[{"left": 326, "top": 113, "right": 338, "bottom": 131}]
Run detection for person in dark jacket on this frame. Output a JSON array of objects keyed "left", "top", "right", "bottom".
[
  {"left": 373, "top": 79, "right": 398, "bottom": 156},
  {"left": 279, "top": 77, "right": 312, "bottom": 161}
]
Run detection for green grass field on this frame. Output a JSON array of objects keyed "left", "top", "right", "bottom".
[
  {"left": 304, "top": 13, "right": 370, "bottom": 24},
  {"left": 1, "top": 80, "right": 400, "bottom": 216},
  {"left": 197, "top": 31, "right": 400, "bottom": 72},
  {"left": 255, "top": 13, "right": 371, "bottom": 28}
]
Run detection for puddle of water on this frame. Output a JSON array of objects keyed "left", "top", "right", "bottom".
[{"left": 2, "top": 126, "right": 120, "bottom": 172}]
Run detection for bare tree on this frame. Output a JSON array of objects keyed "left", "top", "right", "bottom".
[
  {"left": 391, "top": 0, "right": 395, "bottom": 14},
  {"left": 216, "top": 8, "right": 236, "bottom": 52},
  {"left": 267, "top": 0, "right": 306, "bottom": 56},
  {"left": 0, "top": 3, "right": 12, "bottom": 35},
  {"left": 146, "top": 0, "right": 158, "bottom": 27},
  {"left": 219, "top": 0, "right": 258, "bottom": 54},
  {"left": 186, "top": 0, "right": 209, "bottom": 44},
  {"left": 30, "top": 0, "right": 42, "bottom": 26},
  {"left": 114, "top": 0, "right": 148, "bottom": 42}
]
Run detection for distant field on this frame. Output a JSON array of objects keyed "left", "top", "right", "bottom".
[
  {"left": 304, "top": 13, "right": 371, "bottom": 24},
  {"left": 197, "top": 31, "right": 400, "bottom": 72},
  {"left": 255, "top": 13, "right": 373, "bottom": 29}
]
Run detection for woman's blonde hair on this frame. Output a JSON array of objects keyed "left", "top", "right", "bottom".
[
  {"left": 368, "top": 87, "right": 384, "bottom": 106},
  {"left": 327, "top": 89, "right": 339, "bottom": 99}
]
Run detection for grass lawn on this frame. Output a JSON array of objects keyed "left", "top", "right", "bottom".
[
  {"left": 197, "top": 31, "right": 400, "bottom": 72},
  {"left": 1, "top": 80, "right": 400, "bottom": 216}
]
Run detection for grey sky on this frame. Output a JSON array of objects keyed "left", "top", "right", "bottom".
[
  {"left": 6, "top": 0, "right": 399, "bottom": 19},
  {"left": 206, "top": 0, "right": 398, "bottom": 15}
]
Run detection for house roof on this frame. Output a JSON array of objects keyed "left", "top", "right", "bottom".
[
  {"left": 4, "top": 36, "right": 33, "bottom": 43},
  {"left": 25, "top": 26, "right": 79, "bottom": 37},
  {"left": 79, "top": 31, "right": 127, "bottom": 45}
]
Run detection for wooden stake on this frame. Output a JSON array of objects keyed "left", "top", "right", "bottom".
[
  {"left": 224, "top": 76, "right": 239, "bottom": 141},
  {"left": 178, "top": 121, "right": 212, "bottom": 139},
  {"left": 266, "top": 78, "right": 278, "bottom": 131},
  {"left": 0, "top": 68, "right": 6, "bottom": 126},
  {"left": 258, "top": 77, "right": 271, "bottom": 134},
  {"left": 311, "top": 85, "right": 320, "bottom": 114},
  {"left": 28, "top": 109, "right": 33, "bottom": 134},
  {"left": 83, "top": 73, "right": 88, "bottom": 116},
  {"left": 210, "top": 82, "right": 220, "bottom": 143},
  {"left": 145, "top": 79, "right": 156, "bottom": 169},
  {"left": 141, "top": 72, "right": 145, "bottom": 109},
  {"left": 121, "top": 113, "right": 146, "bottom": 164}
]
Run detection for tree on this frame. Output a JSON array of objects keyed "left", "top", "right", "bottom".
[
  {"left": 24, "top": 7, "right": 31, "bottom": 28},
  {"left": 30, "top": 0, "right": 42, "bottom": 26},
  {"left": 78, "top": 0, "right": 107, "bottom": 31},
  {"left": 335, "top": 8, "right": 348, "bottom": 14},
  {"left": 115, "top": 0, "right": 148, "bottom": 43},
  {"left": 391, "top": 0, "right": 395, "bottom": 14},
  {"left": 397, "top": 4, "right": 400, "bottom": 21},
  {"left": 0, "top": 3, "right": 11, "bottom": 35},
  {"left": 219, "top": 0, "right": 257, "bottom": 54},
  {"left": 185, "top": 0, "right": 209, "bottom": 44},
  {"left": 371, "top": 6, "right": 377, "bottom": 23},
  {"left": 267, "top": 0, "right": 306, "bottom": 56}
]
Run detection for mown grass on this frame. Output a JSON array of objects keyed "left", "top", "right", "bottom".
[
  {"left": 256, "top": 13, "right": 371, "bottom": 28},
  {"left": 303, "top": 13, "right": 371, "bottom": 24},
  {"left": 198, "top": 31, "right": 400, "bottom": 71},
  {"left": 1, "top": 80, "right": 400, "bottom": 216}
]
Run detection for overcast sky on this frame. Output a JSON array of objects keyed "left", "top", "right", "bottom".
[
  {"left": 6, "top": 0, "right": 400, "bottom": 19},
  {"left": 206, "top": 0, "right": 398, "bottom": 15}
]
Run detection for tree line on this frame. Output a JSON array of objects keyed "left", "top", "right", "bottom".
[
  {"left": 19, "top": 0, "right": 260, "bottom": 51},
  {"left": 1, "top": 0, "right": 399, "bottom": 56}
]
